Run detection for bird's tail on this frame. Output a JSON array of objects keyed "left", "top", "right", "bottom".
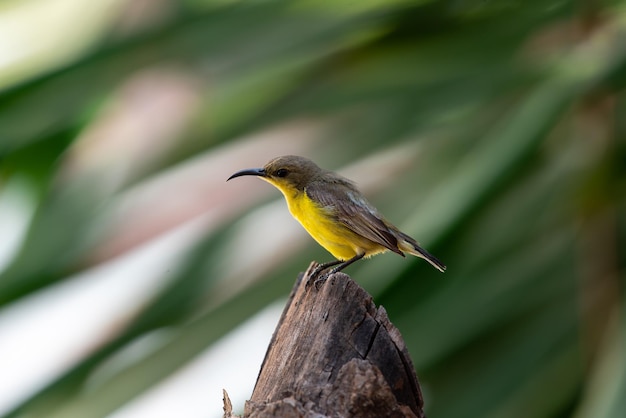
[{"left": 397, "top": 232, "right": 446, "bottom": 273}]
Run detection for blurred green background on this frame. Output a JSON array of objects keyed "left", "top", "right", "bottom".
[{"left": 1, "top": 0, "right": 625, "bottom": 417}]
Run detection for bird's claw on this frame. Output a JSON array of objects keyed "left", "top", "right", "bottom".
[
  {"left": 313, "top": 273, "right": 329, "bottom": 290},
  {"left": 306, "top": 265, "right": 329, "bottom": 289},
  {"left": 306, "top": 260, "right": 347, "bottom": 289},
  {"left": 306, "top": 273, "right": 322, "bottom": 289},
  {"left": 310, "top": 264, "right": 325, "bottom": 279}
]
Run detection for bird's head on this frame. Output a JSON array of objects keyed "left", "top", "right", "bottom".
[{"left": 227, "top": 155, "right": 322, "bottom": 195}]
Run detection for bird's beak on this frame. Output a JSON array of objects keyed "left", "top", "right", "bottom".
[{"left": 227, "top": 167, "right": 266, "bottom": 181}]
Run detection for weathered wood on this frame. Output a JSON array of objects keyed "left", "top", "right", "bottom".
[
  {"left": 241, "top": 262, "right": 425, "bottom": 418},
  {"left": 223, "top": 390, "right": 234, "bottom": 418}
]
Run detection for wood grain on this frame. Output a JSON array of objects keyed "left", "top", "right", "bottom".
[{"left": 238, "top": 263, "right": 425, "bottom": 418}]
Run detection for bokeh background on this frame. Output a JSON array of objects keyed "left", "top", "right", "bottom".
[{"left": 1, "top": 0, "right": 625, "bottom": 417}]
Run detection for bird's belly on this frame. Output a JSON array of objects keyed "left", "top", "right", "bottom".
[
  {"left": 300, "top": 216, "right": 359, "bottom": 260},
  {"left": 287, "top": 193, "right": 383, "bottom": 260}
]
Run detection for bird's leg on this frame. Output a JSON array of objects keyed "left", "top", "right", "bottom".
[
  {"left": 329, "top": 252, "right": 365, "bottom": 275},
  {"left": 310, "top": 259, "right": 343, "bottom": 279},
  {"left": 313, "top": 253, "right": 365, "bottom": 289}
]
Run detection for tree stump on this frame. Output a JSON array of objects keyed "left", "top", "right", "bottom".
[{"left": 228, "top": 262, "right": 426, "bottom": 418}]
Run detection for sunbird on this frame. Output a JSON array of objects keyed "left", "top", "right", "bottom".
[{"left": 227, "top": 155, "right": 445, "bottom": 277}]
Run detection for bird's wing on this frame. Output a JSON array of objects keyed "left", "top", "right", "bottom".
[{"left": 306, "top": 182, "right": 403, "bottom": 256}]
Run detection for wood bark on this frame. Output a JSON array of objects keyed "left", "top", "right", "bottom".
[{"left": 228, "top": 262, "right": 425, "bottom": 418}]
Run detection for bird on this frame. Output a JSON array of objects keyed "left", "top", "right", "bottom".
[{"left": 227, "top": 155, "right": 445, "bottom": 278}]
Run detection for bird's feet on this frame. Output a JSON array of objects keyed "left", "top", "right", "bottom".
[
  {"left": 309, "top": 264, "right": 326, "bottom": 280},
  {"left": 312, "top": 272, "right": 333, "bottom": 290},
  {"left": 306, "top": 262, "right": 335, "bottom": 289},
  {"left": 307, "top": 263, "right": 347, "bottom": 289},
  {"left": 307, "top": 267, "right": 326, "bottom": 289}
]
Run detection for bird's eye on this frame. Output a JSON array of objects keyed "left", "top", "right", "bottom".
[{"left": 275, "top": 168, "right": 289, "bottom": 178}]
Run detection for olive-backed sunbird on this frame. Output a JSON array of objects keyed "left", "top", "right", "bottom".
[{"left": 227, "top": 155, "right": 445, "bottom": 276}]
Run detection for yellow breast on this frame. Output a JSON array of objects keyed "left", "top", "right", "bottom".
[{"left": 281, "top": 186, "right": 384, "bottom": 261}]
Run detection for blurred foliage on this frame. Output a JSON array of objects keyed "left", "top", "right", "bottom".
[{"left": 1, "top": 0, "right": 625, "bottom": 417}]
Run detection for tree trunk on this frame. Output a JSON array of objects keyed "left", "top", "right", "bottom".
[{"left": 226, "top": 262, "right": 426, "bottom": 418}]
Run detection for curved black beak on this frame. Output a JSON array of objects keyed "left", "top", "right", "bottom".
[{"left": 227, "top": 167, "right": 266, "bottom": 181}]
